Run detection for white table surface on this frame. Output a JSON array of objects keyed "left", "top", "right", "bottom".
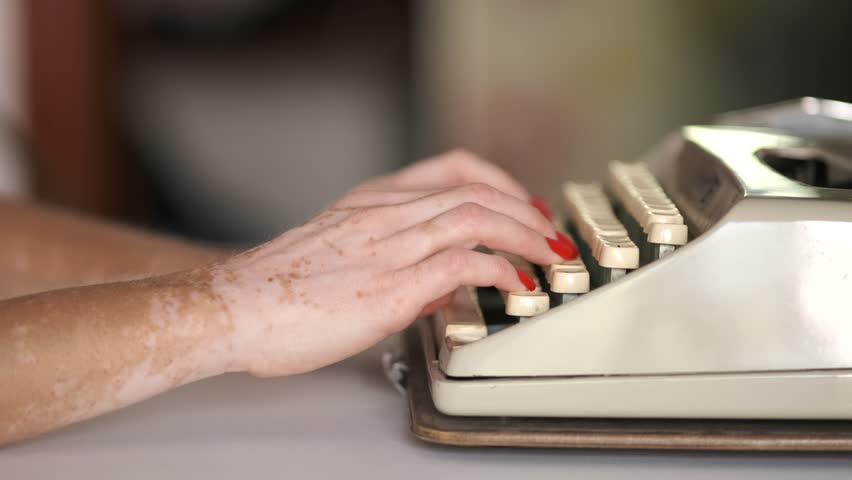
[{"left": 3, "top": 337, "right": 851, "bottom": 479}]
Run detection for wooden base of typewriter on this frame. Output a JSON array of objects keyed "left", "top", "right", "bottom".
[{"left": 404, "top": 325, "right": 852, "bottom": 451}]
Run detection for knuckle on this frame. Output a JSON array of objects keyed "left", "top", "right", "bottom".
[
  {"left": 445, "top": 148, "right": 477, "bottom": 164},
  {"left": 441, "top": 248, "right": 470, "bottom": 272},
  {"left": 447, "top": 148, "right": 477, "bottom": 161},
  {"left": 454, "top": 202, "right": 486, "bottom": 224},
  {"left": 462, "top": 182, "right": 497, "bottom": 203},
  {"left": 446, "top": 203, "right": 487, "bottom": 236}
]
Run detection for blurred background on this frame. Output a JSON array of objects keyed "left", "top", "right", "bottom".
[{"left": 1, "top": 0, "right": 851, "bottom": 246}]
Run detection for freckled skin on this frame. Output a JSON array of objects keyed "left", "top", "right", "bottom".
[
  {"left": 0, "top": 271, "right": 234, "bottom": 445},
  {"left": 322, "top": 239, "right": 344, "bottom": 257},
  {"left": 0, "top": 199, "right": 232, "bottom": 445},
  {"left": 0, "top": 150, "right": 557, "bottom": 446}
]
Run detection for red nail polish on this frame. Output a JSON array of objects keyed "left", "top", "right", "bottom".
[
  {"left": 516, "top": 269, "right": 536, "bottom": 291},
  {"left": 530, "top": 196, "right": 553, "bottom": 220},
  {"left": 555, "top": 231, "right": 579, "bottom": 259},
  {"left": 547, "top": 236, "right": 577, "bottom": 260}
]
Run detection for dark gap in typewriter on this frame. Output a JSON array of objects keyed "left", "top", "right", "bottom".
[
  {"left": 533, "top": 263, "right": 559, "bottom": 308},
  {"left": 476, "top": 265, "right": 552, "bottom": 333},
  {"left": 609, "top": 197, "right": 654, "bottom": 267},
  {"left": 564, "top": 218, "right": 615, "bottom": 289},
  {"left": 476, "top": 287, "right": 510, "bottom": 325},
  {"left": 759, "top": 148, "right": 852, "bottom": 190}
]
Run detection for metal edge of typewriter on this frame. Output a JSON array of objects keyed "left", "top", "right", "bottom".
[
  {"left": 420, "top": 321, "right": 852, "bottom": 420},
  {"left": 437, "top": 125, "right": 852, "bottom": 379},
  {"left": 716, "top": 97, "right": 852, "bottom": 149}
]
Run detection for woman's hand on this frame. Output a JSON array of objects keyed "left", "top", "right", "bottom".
[
  {"left": 204, "top": 150, "right": 575, "bottom": 377},
  {"left": 0, "top": 150, "right": 577, "bottom": 445}
]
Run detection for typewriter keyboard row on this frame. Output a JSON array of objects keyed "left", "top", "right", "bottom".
[{"left": 440, "top": 161, "right": 691, "bottom": 345}]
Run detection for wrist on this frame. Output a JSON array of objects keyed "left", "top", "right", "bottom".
[
  {"left": 188, "top": 254, "right": 298, "bottom": 377},
  {"left": 150, "top": 268, "right": 242, "bottom": 378}
]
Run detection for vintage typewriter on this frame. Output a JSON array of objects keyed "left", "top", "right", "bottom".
[{"left": 398, "top": 98, "right": 852, "bottom": 449}]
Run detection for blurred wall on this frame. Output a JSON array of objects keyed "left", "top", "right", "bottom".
[
  {"left": 0, "top": 0, "right": 28, "bottom": 197},
  {"left": 418, "top": 0, "right": 718, "bottom": 203},
  {"left": 119, "top": 1, "right": 410, "bottom": 243},
  {"left": 0, "top": 0, "right": 23, "bottom": 125},
  {"left": 416, "top": 0, "right": 852, "bottom": 204},
  {"left": 126, "top": 53, "right": 404, "bottom": 242}
]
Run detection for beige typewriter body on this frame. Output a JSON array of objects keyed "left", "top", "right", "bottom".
[{"left": 422, "top": 98, "right": 852, "bottom": 419}]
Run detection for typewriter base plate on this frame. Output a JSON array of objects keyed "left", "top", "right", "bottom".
[{"left": 405, "top": 327, "right": 852, "bottom": 451}]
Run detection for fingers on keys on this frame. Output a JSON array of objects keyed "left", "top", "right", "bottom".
[
  {"left": 497, "top": 252, "right": 551, "bottom": 319},
  {"left": 370, "top": 183, "right": 555, "bottom": 239},
  {"left": 400, "top": 248, "right": 531, "bottom": 304},
  {"left": 379, "top": 203, "right": 567, "bottom": 268}
]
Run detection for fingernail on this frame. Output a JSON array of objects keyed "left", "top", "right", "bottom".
[
  {"left": 530, "top": 196, "right": 553, "bottom": 220},
  {"left": 555, "top": 231, "right": 579, "bottom": 259},
  {"left": 547, "top": 236, "right": 577, "bottom": 260},
  {"left": 516, "top": 269, "right": 536, "bottom": 291}
]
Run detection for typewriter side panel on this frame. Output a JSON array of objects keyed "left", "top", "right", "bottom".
[
  {"left": 419, "top": 320, "right": 852, "bottom": 419},
  {"left": 440, "top": 196, "right": 852, "bottom": 378},
  {"left": 430, "top": 369, "right": 852, "bottom": 420}
]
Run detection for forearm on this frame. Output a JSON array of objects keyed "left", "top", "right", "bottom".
[
  {"left": 0, "top": 270, "right": 234, "bottom": 446},
  {"left": 0, "top": 197, "right": 231, "bottom": 299}
]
